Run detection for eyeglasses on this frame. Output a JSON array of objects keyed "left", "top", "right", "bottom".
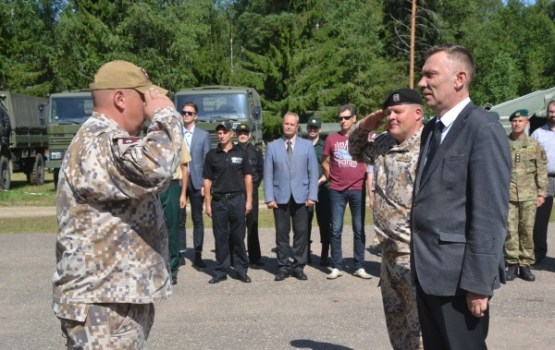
[
  {"left": 338, "top": 115, "right": 353, "bottom": 121},
  {"left": 182, "top": 111, "right": 196, "bottom": 116}
]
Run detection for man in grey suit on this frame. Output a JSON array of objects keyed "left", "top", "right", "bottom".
[
  {"left": 264, "top": 112, "right": 319, "bottom": 281},
  {"left": 182, "top": 102, "right": 211, "bottom": 268},
  {"left": 412, "top": 45, "right": 511, "bottom": 349}
]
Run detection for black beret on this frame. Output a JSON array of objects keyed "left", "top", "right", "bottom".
[{"left": 383, "top": 88, "right": 421, "bottom": 109}]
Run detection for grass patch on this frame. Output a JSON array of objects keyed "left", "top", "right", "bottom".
[
  {"left": 0, "top": 216, "right": 58, "bottom": 233},
  {"left": 0, "top": 205, "right": 374, "bottom": 234},
  {"left": 0, "top": 172, "right": 56, "bottom": 206}
]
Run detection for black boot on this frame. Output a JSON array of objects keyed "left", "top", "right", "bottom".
[
  {"left": 194, "top": 252, "right": 207, "bottom": 268},
  {"left": 519, "top": 265, "right": 535, "bottom": 282},
  {"left": 505, "top": 265, "right": 518, "bottom": 281}
]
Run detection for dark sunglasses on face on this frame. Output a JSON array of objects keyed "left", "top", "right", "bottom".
[
  {"left": 338, "top": 115, "right": 353, "bottom": 121},
  {"left": 183, "top": 111, "right": 195, "bottom": 116}
]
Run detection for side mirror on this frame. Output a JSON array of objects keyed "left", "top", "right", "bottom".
[{"left": 253, "top": 106, "right": 261, "bottom": 121}]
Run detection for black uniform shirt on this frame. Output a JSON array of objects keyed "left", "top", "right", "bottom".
[
  {"left": 240, "top": 143, "right": 264, "bottom": 188},
  {"left": 203, "top": 144, "right": 253, "bottom": 194}
]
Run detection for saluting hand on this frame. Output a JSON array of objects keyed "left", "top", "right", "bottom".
[
  {"left": 143, "top": 88, "right": 175, "bottom": 120},
  {"left": 360, "top": 109, "right": 385, "bottom": 132}
]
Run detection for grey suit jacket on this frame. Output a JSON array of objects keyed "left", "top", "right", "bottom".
[
  {"left": 264, "top": 137, "right": 318, "bottom": 205},
  {"left": 187, "top": 126, "right": 211, "bottom": 190},
  {"left": 411, "top": 102, "right": 511, "bottom": 297}
]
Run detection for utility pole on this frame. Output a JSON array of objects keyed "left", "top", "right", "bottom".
[{"left": 409, "top": 0, "right": 417, "bottom": 88}]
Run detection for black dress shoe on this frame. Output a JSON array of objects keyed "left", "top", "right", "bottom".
[
  {"left": 250, "top": 260, "right": 265, "bottom": 267},
  {"left": 505, "top": 265, "right": 518, "bottom": 281},
  {"left": 208, "top": 275, "right": 227, "bottom": 284},
  {"left": 519, "top": 266, "right": 536, "bottom": 282},
  {"left": 194, "top": 259, "right": 207, "bottom": 269},
  {"left": 237, "top": 273, "right": 252, "bottom": 283},
  {"left": 274, "top": 271, "right": 289, "bottom": 281},
  {"left": 291, "top": 270, "right": 308, "bottom": 281}
]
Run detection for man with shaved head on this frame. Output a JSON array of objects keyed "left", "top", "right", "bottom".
[{"left": 52, "top": 60, "right": 183, "bottom": 348}]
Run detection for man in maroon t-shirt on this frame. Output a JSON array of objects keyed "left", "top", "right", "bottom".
[{"left": 322, "top": 104, "right": 373, "bottom": 280}]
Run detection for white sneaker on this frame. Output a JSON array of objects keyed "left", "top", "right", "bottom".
[
  {"left": 327, "top": 268, "right": 343, "bottom": 279},
  {"left": 353, "top": 268, "right": 372, "bottom": 279}
]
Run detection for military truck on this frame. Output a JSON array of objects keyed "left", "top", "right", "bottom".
[
  {"left": 488, "top": 86, "right": 555, "bottom": 134},
  {"left": 0, "top": 91, "right": 48, "bottom": 190},
  {"left": 174, "top": 86, "right": 263, "bottom": 146},
  {"left": 45, "top": 91, "right": 93, "bottom": 188}
]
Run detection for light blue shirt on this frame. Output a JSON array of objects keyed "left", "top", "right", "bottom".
[{"left": 531, "top": 124, "right": 555, "bottom": 174}]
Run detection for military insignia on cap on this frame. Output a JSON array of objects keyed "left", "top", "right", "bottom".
[
  {"left": 515, "top": 112, "right": 521, "bottom": 117},
  {"left": 141, "top": 68, "right": 149, "bottom": 79},
  {"left": 393, "top": 94, "right": 400, "bottom": 102},
  {"left": 310, "top": 119, "right": 316, "bottom": 123}
]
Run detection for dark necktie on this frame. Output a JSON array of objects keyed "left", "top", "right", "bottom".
[
  {"left": 423, "top": 120, "right": 444, "bottom": 174},
  {"left": 287, "top": 140, "right": 293, "bottom": 161}
]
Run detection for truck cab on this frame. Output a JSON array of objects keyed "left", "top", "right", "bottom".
[
  {"left": 174, "top": 86, "right": 263, "bottom": 146},
  {"left": 46, "top": 91, "right": 93, "bottom": 188}
]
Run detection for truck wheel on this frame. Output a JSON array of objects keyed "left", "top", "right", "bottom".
[
  {"left": 30, "top": 153, "right": 45, "bottom": 185},
  {"left": 53, "top": 168, "right": 60, "bottom": 190},
  {"left": 0, "top": 155, "right": 10, "bottom": 190}
]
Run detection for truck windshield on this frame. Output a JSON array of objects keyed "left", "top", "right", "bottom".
[
  {"left": 50, "top": 96, "right": 93, "bottom": 123},
  {"left": 176, "top": 93, "right": 247, "bottom": 121}
]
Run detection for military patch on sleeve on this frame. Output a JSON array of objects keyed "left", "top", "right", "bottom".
[
  {"left": 116, "top": 136, "right": 143, "bottom": 154},
  {"left": 541, "top": 151, "right": 547, "bottom": 161}
]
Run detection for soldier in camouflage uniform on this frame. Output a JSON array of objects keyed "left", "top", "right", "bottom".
[
  {"left": 349, "top": 88, "right": 423, "bottom": 350},
  {"left": 505, "top": 109, "right": 547, "bottom": 282},
  {"left": 52, "top": 60, "right": 183, "bottom": 349}
]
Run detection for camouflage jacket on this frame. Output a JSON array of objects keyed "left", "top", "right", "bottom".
[
  {"left": 508, "top": 135, "right": 547, "bottom": 202},
  {"left": 52, "top": 108, "right": 183, "bottom": 322},
  {"left": 349, "top": 124, "right": 422, "bottom": 253}
]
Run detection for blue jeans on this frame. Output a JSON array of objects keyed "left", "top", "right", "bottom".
[{"left": 329, "top": 189, "right": 366, "bottom": 270}]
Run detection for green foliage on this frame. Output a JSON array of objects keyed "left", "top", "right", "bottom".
[{"left": 1, "top": 0, "right": 555, "bottom": 142}]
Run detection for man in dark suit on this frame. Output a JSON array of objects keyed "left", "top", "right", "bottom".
[
  {"left": 412, "top": 45, "right": 511, "bottom": 349},
  {"left": 264, "top": 112, "right": 319, "bottom": 281},
  {"left": 182, "top": 102, "right": 211, "bottom": 268}
]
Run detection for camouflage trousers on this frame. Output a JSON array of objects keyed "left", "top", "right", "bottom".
[
  {"left": 505, "top": 200, "right": 536, "bottom": 266},
  {"left": 380, "top": 253, "right": 423, "bottom": 350},
  {"left": 59, "top": 303, "right": 155, "bottom": 350}
]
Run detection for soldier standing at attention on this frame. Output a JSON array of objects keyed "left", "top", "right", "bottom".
[
  {"left": 349, "top": 88, "right": 424, "bottom": 350},
  {"left": 235, "top": 122, "right": 265, "bottom": 266},
  {"left": 52, "top": 60, "right": 183, "bottom": 348},
  {"left": 203, "top": 121, "right": 253, "bottom": 284},
  {"left": 505, "top": 109, "right": 547, "bottom": 282}
]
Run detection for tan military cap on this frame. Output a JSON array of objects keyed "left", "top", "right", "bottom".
[{"left": 89, "top": 60, "right": 168, "bottom": 95}]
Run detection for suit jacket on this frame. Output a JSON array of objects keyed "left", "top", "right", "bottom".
[
  {"left": 187, "top": 126, "right": 211, "bottom": 190},
  {"left": 411, "top": 102, "right": 511, "bottom": 297},
  {"left": 264, "top": 137, "right": 318, "bottom": 205}
]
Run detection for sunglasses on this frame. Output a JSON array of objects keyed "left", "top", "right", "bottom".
[
  {"left": 182, "top": 111, "right": 196, "bottom": 116},
  {"left": 338, "top": 115, "right": 353, "bottom": 121}
]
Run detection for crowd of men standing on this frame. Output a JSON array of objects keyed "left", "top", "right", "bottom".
[{"left": 52, "top": 44, "right": 555, "bottom": 349}]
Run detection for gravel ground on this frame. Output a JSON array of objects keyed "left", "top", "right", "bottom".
[{"left": 1, "top": 222, "right": 554, "bottom": 349}]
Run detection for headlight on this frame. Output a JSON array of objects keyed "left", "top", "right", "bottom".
[{"left": 50, "top": 152, "right": 63, "bottom": 160}]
